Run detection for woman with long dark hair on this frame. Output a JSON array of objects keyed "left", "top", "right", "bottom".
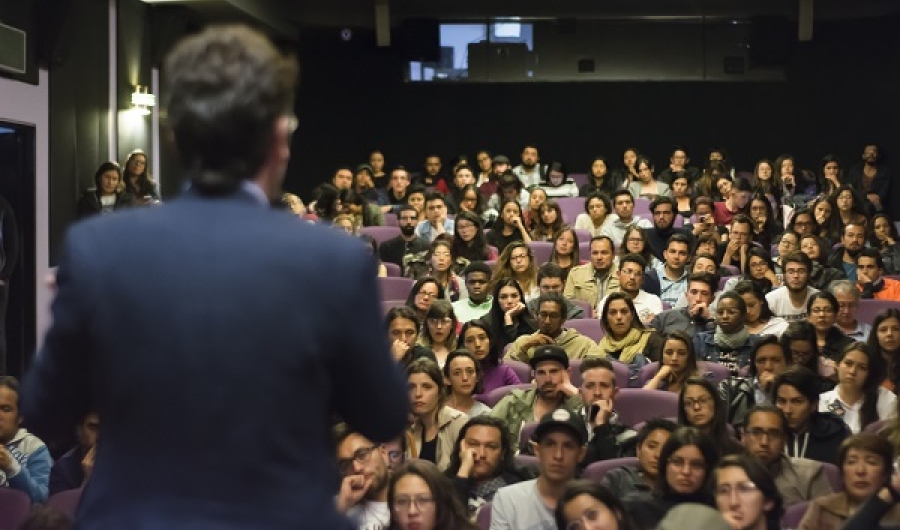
[
  {"left": 868, "top": 308, "right": 900, "bottom": 392},
  {"left": 807, "top": 292, "right": 854, "bottom": 363},
  {"left": 556, "top": 481, "right": 637, "bottom": 530},
  {"left": 455, "top": 184, "right": 497, "bottom": 228},
  {"left": 733, "top": 280, "right": 788, "bottom": 337},
  {"left": 451, "top": 211, "right": 496, "bottom": 265},
  {"left": 819, "top": 342, "right": 894, "bottom": 433},
  {"left": 459, "top": 319, "right": 521, "bottom": 393},
  {"left": 405, "top": 359, "right": 469, "bottom": 472},
  {"left": 486, "top": 199, "right": 532, "bottom": 255},
  {"left": 122, "top": 149, "right": 159, "bottom": 204},
  {"left": 406, "top": 278, "right": 445, "bottom": 323},
  {"left": 487, "top": 278, "right": 537, "bottom": 353},
  {"left": 799, "top": 234, "right": 847, "bottom": 290},
  {"left": 548, "top": 227, "right": 580, "bottom": 281},
  {"left": 442, "top": 350, "right": 490, "bottom": 417},
  {"left": 643, "top": 331, "right": 703, "bottom": 394},
  {"left": 580, "top": 155, "right": 621, "bottom": 197},
  {"left": 868, "top": 214, "right": 900, "bottom": 275},
  {"left": 748, "top": 194, "right": 781, "bottom": 250},
  {"left": 387, "top": 460, "right": 478, "bottom": 530},
  {"left": 530, "top": 200, "right": 564, "bottom": 242},
  {"left": 678, "top": 377, "right": 740, "bottom": 454}
]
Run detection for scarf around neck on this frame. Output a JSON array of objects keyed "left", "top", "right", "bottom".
[
  {"left": 597, "top": 328, "right": 650, "bottom": 363},
  {"left": 714, "top": 326, "right": 751, "bottom": 350}
]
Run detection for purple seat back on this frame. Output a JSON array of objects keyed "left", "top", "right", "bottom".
[
  {"left": 383, "top": 213, "right": 398, "bottom": 226},
  {"left": 574, "top": 229, "right": 592, "bottom": 246},
  {"left": 582, "top": 457, "right": 639, "bottom": 484},
  {"left": 359, "top": 225, "right": 401, "bottom": 245},
  {"left": 782, "top": 501, "right": 809, "bottom": 528},
  {"left": 864, "top": 419, "right": 889, "bottom": 434},
  {"left": 0, "top": 489, "right": 31, "bottom": 529},
  {"left": 556, "top": 197, "right": 584, "bottom": 225},
  {"left": 384, "top": 262, "right": 401, "bottom": 277},
  {"left": 569, "top": 359, "right": 583, "bottom": 387},
  {"left": 381, "top": 299, "right": 406, "bottom": 316},
  {"left": 46, "top": 488, "right": 83, "bottom": 518},
  {"left": 614, "top": 388, "right": 679, "bottom": 427},
  {"left": 528, "top": 241, "right": 554, "bottom": 266},
  {"left": 502, "top": 360, "right": 533, "bottom": 384},
  {"left": 570, "top": 299, "right": 592, "bottom": 319},
  {"left": 478, "top": 383, "right": 533, "bottom": 408},
  {"left": 579, "top": 241, "right": 591, "bottom": 259},
  {"left": 634, "top": 198, "right": 651, "bottom": 217},
  {"left": 822, "top": 462, "right": 843, "bottom": 492},
  {"left": 378, "top": 276, "right": 414, "bottom": 301},
  {"left": 570, "top": 173, "right": 589, "bottom": 188},
  {"left": 566, "top": 319, "right": 605, "bottom": 342},
  {"left": 476, "top": 502, "right": 492, "bottom": 530},
  {"left": 857, "top": 300, "right": 899, "bottom": 326},
  {"left": 719, "top": 275, "right": 737, "bottom": 292},
  {"left": 701, "top": 361, "right": 731, "bottom": 384}
]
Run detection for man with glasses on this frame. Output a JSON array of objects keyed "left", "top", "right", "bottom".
[
  {"left": 765, "top": 252, "right": 819, "bottom": 322},
  {"left": 831, "top": 280, "right": 871, "bottom": 340},
  {"left": 527, "top": 263, "right": 584, "bottom": 321},
  {"left": 334, "top": 423, "right": 394, "bottom": 530},
  {"left": 379, "top": 205, "right": 429, "bottom": 275},
  {"left": 507, "top": 293, "right": 600, "bottom": 363},
  {"left": 415, "top": 193, "right": 454, "bottom": 242},
  {"left": 719, "top": 214, "right": 754, "bottom": 271},
  {"left": 713, "top": 453, "right": 784, "bottom": 530},
  {"left": 741, "top": 405, "right": 832, "bottom": 507}
]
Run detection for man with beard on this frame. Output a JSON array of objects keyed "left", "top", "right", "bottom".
[
  {"left": 600, "top": 190, "right": 652, "bottom": 244},
  {"left": 828, "top": 223, "right": 867, "bottom": 281},
  {"left": 765, "top": 252, "right": 819, "bottom": 322},
  {"left": 857, "top": 248, "right": 900, "bottom": 301},
  {"left": 478, "top": 155, "right": 511, "bottom": 200},
  {"left": 383, "top": 167, "right": 411, "bottom": 214},
  {"left": 564, "top": 236, "right": 620, "bottom": 310},
  {"left": 527, "top": 263, "right": 584, "bottom": 321},
  {"left": 506, "top": 293, "right": 601, "bottom": 363},
  {"left": 334, "top": 424, "right": 394, "bottom": 530},
  {"left": 596, "top": 254, "right": 663, "bottom": 326},
  {"left": 645, "top": 197, "right": 692, "bottom": 261},
  {"left": 847, "top": 144, "right": 892, "bottom": 213},
  {"left": 415, "top": 154, "right": 444, "bottom": 189},
  {"left": 513, "top": 145, "right": 546, "bottom": 189},
  {"left": 490, "top": 346, "right": 582, "bottom": 453},
  {"left": 741, "top": 406, "right": 832, "bottom": 507},
  {"left": 378, "top": 205, "right": 429, "bottom": 275}
]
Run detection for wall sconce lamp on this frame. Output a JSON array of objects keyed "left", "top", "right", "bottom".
[{"left": 131, "top": 86, "right": 156, "bottom": 116}]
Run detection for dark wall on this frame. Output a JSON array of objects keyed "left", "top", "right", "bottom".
[
  {"left": 117, "top": 0, "right": 153, "bottom": 162},
  {"left": 286, "top": 15, "right": 900, "bottom": 200},
  {"left": 48, "top": 0, "right": 110, "bottom": 264}
]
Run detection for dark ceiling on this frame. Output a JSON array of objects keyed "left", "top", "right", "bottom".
[{"left": 142, "top": 0, "right": 900, "bottom": 39}]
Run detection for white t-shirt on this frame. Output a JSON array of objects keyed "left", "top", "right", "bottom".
[
  {"left": 490, "top": 479, "right": 556, "bottom": 530},
  {"left": 819, "top": 386, "right": 898, "bottom": 434},
  {"left": 347, "top": 501, "right": 390, "bottom": 530},
  {"left": 596, "top": 290, "right": 663, "bottom": 326},
  {"left": 765, "top": 286, "right": 819, "bottom": 323}
]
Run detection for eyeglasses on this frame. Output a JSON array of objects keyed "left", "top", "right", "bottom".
[
  {"left": 715, "top": 481, "right": 760, "bottom": 498},
  {"left": 684, "top": 396, "right": 713, "bottom": 409},
  {"left": 537, "top": 312, "right": 562, "bottom": 320},
  {"left": 745, "top": 428, "right": 784, "bottom": 441},
  {"left": 749, "top": 261, "right": 768, "bottom": 269},
  {"left": 417, "top": 291, "right": 438, "bottom": 299},
  {"left": 427, "top": 318, "right": 454, "bottom": 328},
  {"left": 565, "top": 509, "right": 610, "bottom": 530},
  {"left": 393, "top": 496, "right": 435, "bottom": 511},
  {"left": 337, "top": 446, "right": 377, "bottom": 475},
  {"left": 810, "top": 307, "right": 835, "bottom": 315}
]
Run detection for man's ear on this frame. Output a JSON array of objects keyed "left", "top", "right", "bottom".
[{"left": 578, "top": 445, "right": 587, "bottom": 462}]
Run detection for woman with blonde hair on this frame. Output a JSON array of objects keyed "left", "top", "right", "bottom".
[{"left": 491, "top": 241, "right": 539, "bottom": 301}]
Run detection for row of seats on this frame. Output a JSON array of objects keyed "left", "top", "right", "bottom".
[{"left": 0, "top": 487, "right": 80, "bottom": 529}]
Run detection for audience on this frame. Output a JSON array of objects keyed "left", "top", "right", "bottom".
[
  {"left": 0, "top": 376, "right": 50, "bottom": 503},
  {"left": 405, "top": 359, "right": 468, "bottom": 472},
  {"left": 48, "top": 412, "right": 98, "bottom": 496},
  {"left": 820, "top": 342, "right": 896, "bottom": 433},
  {"left": 505, "top": 293, "right": 599, "bottom": 362},
  {"left": 578, "top": 357, "right": 639, "bottom": 465},
  {"left": 600, "top": 419, "right": 677, "bottom": 498}
]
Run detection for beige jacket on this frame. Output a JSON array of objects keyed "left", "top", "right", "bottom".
[
  {"left": 563, "top": 263, "right": 620, "bottom": 309},
  {"left": 407, "top": 406, "right": 469, "bottom": 472},
  {"left": 774, "top": 455, "right": 833, "bottom": 507},
  {"left": 798, "top": 491, "right": 900, "bottom": 530},
  {"left": 505, "top": 328, "right": 602, "bottom": 363}
]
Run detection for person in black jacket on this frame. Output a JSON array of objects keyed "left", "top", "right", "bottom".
[
  {"left": 601, "top": 419, "right": 677, "bottom": 499},
  {"left": 576, "top": 357, "right": 638, "bottom": 467},
  {"left": 48, "top": 412, "right": 99, "bottom": 496},
  {"left": 772, "top": 366, "right": 850, "bottom": 465},
  {"left": 76, "top": 161, "right": 133, "bottom": 219}
]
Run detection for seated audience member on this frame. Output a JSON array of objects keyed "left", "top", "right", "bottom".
[
  {"left": 799, "top": 234, "right": 846, "bottom": 291},
  {"left": 444, "top": 164, "right": 477, "bottom": 213},
  {"left": 452, "top": 262, "right": 493, "bottom": 324},
  {"left": 807, "top": 291, "right": 854, "bottom": 362},
  {"left": 741, "top": 405, "right": 832, "bottom": 507},
  {"left": 523, "top": 187, "right": 546, "bottom": 231},
  {"left": 379, "top": 206, "right": 429, "bottom": 276},
  {"left": 580, "top": 156, "right": 620, "bottom": 198},
  {"left": 651, "top": 273, "right": 716, "bottom": 337},
  {"left": 748, "top": 194, "right": 782, "bottom": 252},
  {"left": 628, "top": 156, "right": 670, "bottom": 201},
  {"left": 718, "top": 215, "right": 754, "bottom": 271},
  {"left": 526, "top": 263, "right": 584, "bottom": 321},
  {"left": 619, "top": 226, "right": 660, "bottom": 272},
  {"left": 386, "top": 306, "right": 437, "bottom": 366},
  {"left": 695, "top": 292, "right": 756, "bottom": 376},
  {"left": 781, "top": 320, "right": 837, "bottom": 385},
  {"left": 765, "top": 251, "right": 820, "bottom": 322},
  {"left": 573, "top": 192, "right": 614, "bottom": 237},
  {"left": 869, "top": 213, "right": 900, "bottom": 275},
  {"left": 773, "top": 230, "right": 800, "bottom": 273},
  {"left": 653, "top": 234, "right": 692, "bottom": 307},
  {"left": 530, "top": 200, "right": 564, "bottom": 242},
  {"left": 489, "top": 408, "right": 587, "bottom": 530},
  {"left": 721, "top": 248, "right": 782, "bottom": 295},
  {"left": 414, "top": 193, "right": 455, "bottom": 242},
  {"left": 404, "top": 186, "right": 427, "bottom": 223},
  {"left": 342, "top": 188, "right": 385, "bottom": 228},
  {"left": 487, "top": 279, "right": 537, "bottom": 352},
  {"left": 492, "top": 242, "right": 539, "bottom": 302},
  {"left": 547, "top": 227, "right": 580, "bottom": 281},
  {"left": 418, "top": 301, "right": 458, "bottom": 368},
  {"left": 334, "top": 423, "right": 394, "bottom": 530},
  {"left": 383, "top": 167, "right": 411, "bottom": 213},
  {"left": 555, "top": 481, "right": 637, "bottom": 530},
  {"left": 405, "top": 359, "right": 468, "bottom": 472},
  {"left": 870, "top": 308, "right": 900, "bottom": 391},
  {"left": 48, "top": 413, "right": 98, "bottom": 496},
  {"left": 488, "top": 172, "right": 529, "bottom": 213},
  {"left": 819, "top": 342, "right": 896, "bottom": 434},
  {"left": 541, "top": 162, "right": 579, "bottom": 198},
  {"left": 578, "top": 357, "right": 639, "bottom": 465},
  {"left": 444, "top": 350, "right": 491, "bottom": 418},
  {"left": 713, "top": 178, "right": 752, "bottom": 227},
  {"left": 595, "top": 292, "right": 654, "bottom": 368},
  {"left": 686, "top": 197, "right": 719, "bottom": 241},
  {"left": 857, "top": 248, "right": 900, "bottom": 301},
  {"left": 596, "top": 254, "right": 663, "bottom": 326},
  {"left": 798, "top": 433, "right": 900, "bottom": 530},
  {"left": 423, "top": 238, "right": 466, "bottom": 302},
  {"left": 832, "top": 280, "right": 872, "bottom": 341},
  {"left": 478, "top": 155, "right": 509, "bottom": 199},
  {"left": 77, "top": 161, "right": 133, "bottom": 219},
  {"left": 733, "top": 280, "right": 788, "bottom": 337},
  {"left": 388, "top": 460, "right": 478, "bottom": 530},
  {"left": 827, "top": 222, "right": 868, "bottom": 282},
  {"left": 406, "top": 277, "right": 444, "bottom": 323},
  {"left": 489, "top": 346, "right": 582, "bottom": 450},
  {"left": 644, "top": 331, "right": 704, "bottom": 394},
  {"left": 486, "top": 199, "right": 532, "bottom": 255},
  {"left": 679, "top": 377, "right": 742, "bottom": 456},
  {"left": 718, "top": 336, "right": 790, "bottom": 429},
  {"left": 446, "top": 416, "right": 531, "bottom": 518},
  {"left": 713, "top": 453, "right": 785, "bottom": 530},
  {"left": 506, "top": 293, "right": 599, "bottom": 363},
  {"left": 644, "top": 197, "right": 691, "bottom": 262},
  {"left": 333, "top": 213, "right": 356, "bottom": 235},
  {"left": 601, "top": 419, "right": 677, "bottom": 499},
  {"left": 0, "top": 376, "right": 51, "bottom": 502},
  {"left": 773, "top": 366, "right": 850, "bottom": 465},
  {"left": 460, "top": 319, "right": 521, "bottom": 394},
  {"left": 564, "top": 236, "right": 620, "bottom": 310},
  {"left": 601, "top": 190, "right": 653, "bottom": 244},
  {"left": 623, "top": 426, "right": 718, "bottom": 530},
  {"left": 451, "top": 210, "right": 496, "bottom": 263}
]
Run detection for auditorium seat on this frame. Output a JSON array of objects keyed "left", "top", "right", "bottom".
[
  {"left": 528, "top": 241, "right": 554, "bottom": 265},
  {"left": 566, "top": 319, "right": 604, "bottom": 342},
  {"left": 582, "top": 457, "right": 639, "bottom": 484},
  {"left": 857, "top": 300, "right": 898, "bottom": 325},
  {"left": 0, "top": 489, "right": 30, "bottom": 530},
  {"left": 359, "top": 225, "right": 401, "bottom": 245},
  {"left": 377, "top": 276, "right": 414, "bottom": 301},
  {"left": 381, "top": 300, "right": 405, "bottom": 315},
  {"left": 556, "top": 197, "right": 583, "bottom": 225},
  {"left": 384, "top": 262, "right": 401, "bottom": 277},
  {"left": 477, "top": 383, "right": 533, "bottom": 408},
  {"left": 614, "top": 388, "right": 679, "bottom": 426},
  {"left": 383, "top": 213, "right": 398, "bottom": 226},
  {"left": 502, "top": 359, "right": 532, "bottom": 383},
  {"left": 574, "top": 229, "right": 592, "bottom": 246},
  {"left": 571, "top": 299, "right": 592, "bottom": 319},
  {"left": 46, "top": 488, "right": 83, "bottom": 518},
  {"left": 782, "top": 501, "right": 808, "bottom": 528}
]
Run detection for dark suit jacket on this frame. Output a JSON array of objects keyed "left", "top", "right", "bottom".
[{"left": 23, "top": 187, "right": 409, "bottom": 530}]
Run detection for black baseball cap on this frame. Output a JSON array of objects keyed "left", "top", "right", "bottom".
[
  {"left": 529, "top": 345, "right": 569, "bottom": 370},
  {"left": 533, "top": 408, "right": 588, "bottom": 445},
  {"left": 492, "top": 155, "right": 511, "bottom": 165}
]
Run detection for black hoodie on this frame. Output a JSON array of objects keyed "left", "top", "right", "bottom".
[{"left": 784, "top": 411, "right": 850, "bottom": 465}]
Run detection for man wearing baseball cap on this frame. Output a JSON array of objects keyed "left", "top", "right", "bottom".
[
  {"left": 489, "top": 407, "right": 587, "bottom": 530},
  {"left": 489, "top": 345, "right": 582, "bottom": 452}
]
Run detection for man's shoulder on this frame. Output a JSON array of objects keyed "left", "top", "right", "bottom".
[{"left": 495, "top": 478, "right": 537, "bottom": 501}]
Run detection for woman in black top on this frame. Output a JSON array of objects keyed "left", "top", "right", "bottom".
[
  {"left": 486, "top": 199, "right": 532, "bottom": 255},
  {"left": 487, "top": 278, "right": 537, "bottom": 353},
  {"left": 77, "top": 161, "right": 133, "bottom": 219},
  {"left": 579, "top": 155, "right": 622, "bottom": 197}
]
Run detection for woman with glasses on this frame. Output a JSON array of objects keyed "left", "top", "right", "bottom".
[
  {"left": 798, "top": 433, "right": 900, "bottom": 530},
  {"left": 492, "top": 241, "right": 539, "bottom": 301},
  {"left": 556, "top": 481, "right": 636, "bottom": 530},
  {"left": 695, "top": 292, "right": 755, "bottom": 377},
  {"left": 450, "top": 210, "right": 497, "bottom": 265},
  {"left": 387, "top": 459, "right": 477, "bottom": 530},
  {"left": 619, "top": 226, "right": 659, "bottom": 272},
  {"left": 773, "top": 230, "right": 800, "bottom": 275},
  {"left": 807, "top": 292, "right": 854, "bottom": 364},
  {"left": 405, "top": 278, "right": 445, "bottom": 324},
  {"left": 721, "top": 248, "right": 781, "bottom": 295},
  {"left": 623, "top": 426, "right": 718, "bottom": 530},
  {"left": 780, "top": 321, "right": 836, "bottom": 385},
  {"left": 831, "top": 185, "right": 868, "bottom": 232},
  {"left": 749, "top": 194, "right": 781, "bottom": 251},
  {"left": 405, "top": 359, "right": 469, "bottom": 472},
  {"left": 454, "top": 185, "right": 498, "bottom": 230},
  {"left": 678, "top": 377, "right": 741, "bottom": 455},
  {"left": 417, "top": 301, "right": 458, "bottom": 368},
  {"left": 819, "top": 342, "right": 895, "bottom": 433},
  {"left": 442, "top": 350, "right": 490, "bottom": 418},
  {"left": 787, "top": 208, "right": 819, "bottom": 239},
  {"left": 714, "top": 453, "right": 784, "bottom": 530}
]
